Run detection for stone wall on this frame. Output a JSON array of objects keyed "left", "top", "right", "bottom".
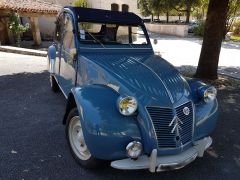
[{"left": 145, "top": 23, "right": 189, "bottom": 37}]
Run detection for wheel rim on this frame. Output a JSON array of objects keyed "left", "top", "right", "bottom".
[{"left": 68, "top": 116, "right": 91, "bottom": 160}]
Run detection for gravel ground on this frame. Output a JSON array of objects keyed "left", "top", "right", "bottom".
[{"left": 0, "top": 53, "right": 240, "bottom": 180}]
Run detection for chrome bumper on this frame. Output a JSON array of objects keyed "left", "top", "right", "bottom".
[{"left": 111, "top": 137, "right": 212, "bottom": 173}]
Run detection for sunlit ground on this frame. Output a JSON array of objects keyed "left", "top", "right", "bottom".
[{"left": 148, "top": 33, "right": 240, "bottom": 67}]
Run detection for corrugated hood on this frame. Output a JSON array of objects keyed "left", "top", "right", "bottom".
[{"left": 81, "top": 53, "right": 191, "bottom": 107}]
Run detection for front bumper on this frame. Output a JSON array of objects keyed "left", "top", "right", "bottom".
[{"left": 111, "top": 137, "right": 212, "bottom": 172}]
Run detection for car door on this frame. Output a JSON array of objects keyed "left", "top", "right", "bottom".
[
  {"left": 59, "top": 13, "right": 77, "bottom": 96},
  {"left": 53, "top": 13, "right": 64, "bottom": 79}
]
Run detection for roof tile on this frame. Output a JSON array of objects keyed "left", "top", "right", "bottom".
[{"left": 0, "top": 0, "right": 61, "bottom": 14}]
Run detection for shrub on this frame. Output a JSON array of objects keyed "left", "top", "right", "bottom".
[
  {"left": 9, "top": 13, "right": 29, "bottom": 47},
  {"left": 193, "top": 21, "right": 205, "bottom": 37},
  {"left": 73, "top": 0, "right": 88, "bottom": 7},
  {"left": 233, "top": 20, "right": 240, "bottom": 35}
]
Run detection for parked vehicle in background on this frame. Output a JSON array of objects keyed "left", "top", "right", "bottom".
[
  {"left": 48, "top": 7, "right": 219, "bottom": 173},
  {"left": 188, "top": 20, "right": 199, "bottom": 33}
]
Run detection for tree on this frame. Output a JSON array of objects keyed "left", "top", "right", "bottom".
[
  {"left": 225, "top": 0, "right": 240, "bottom": 36},
  {"left": 195, "top": 0, "right": 229, "bottom": 79},
  {"left": 73, "top": 0, "right": 88, "bottom": 7},
  {"left": 192, "top": 0, "right": 209, "bottom": 20},
  {"left": 159, "top": 0, "right": 179, "bottom": 23},
  {"left": 9, "top": 13, "right": 29, "bottom": 47},
  {"left": 138, "top": 0, "right": 153, "bottom": 20},
  {"left": 148, "top": 0, "right": 162, "bottom": 20},
  {"left": 175, "top": 0, "right": 200, "bottom": 23}
]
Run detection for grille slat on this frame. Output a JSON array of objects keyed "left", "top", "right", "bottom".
[{"left": 146, "top": 102, "right": 193, "bottom": 149}]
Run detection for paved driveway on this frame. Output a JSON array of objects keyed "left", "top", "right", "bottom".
[
  {"left": 149, "top": 33, "right": 240, "bottom": 79},
  {"left": 0, "top": 52, "right": 240, "bottom": 179}
]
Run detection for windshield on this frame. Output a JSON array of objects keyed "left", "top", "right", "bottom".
[{"left": 78, "top": 22, "right": 149, "bottom": 47}]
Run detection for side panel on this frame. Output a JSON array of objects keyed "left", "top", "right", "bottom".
[{"left": 72, "top": 85, "right": 142, "bottom": 160}]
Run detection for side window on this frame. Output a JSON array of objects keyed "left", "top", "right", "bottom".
[{"left": 63, "top": 15, "right": 75, "bottom": 50}]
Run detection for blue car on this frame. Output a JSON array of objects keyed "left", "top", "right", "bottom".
[{"left": 48, "top": 7, "right": 218, "bottom": 172}]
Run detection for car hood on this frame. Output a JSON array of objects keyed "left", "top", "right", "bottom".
[{"left": 81, "top": 53, "right": 191, "bottom": 107}]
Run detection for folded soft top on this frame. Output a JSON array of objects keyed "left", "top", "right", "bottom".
[{"left": 64, "top": 6, "right": 143, "bottom": 25}]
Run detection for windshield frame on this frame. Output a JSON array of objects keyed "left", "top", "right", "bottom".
[{"left": 76, "top": 20, "right": 152, "bottom": 49}]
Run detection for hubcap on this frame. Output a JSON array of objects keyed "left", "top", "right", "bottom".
[{"left": 68, "top": 116, "right": 91, "bottom": 160}]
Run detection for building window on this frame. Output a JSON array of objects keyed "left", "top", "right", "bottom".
[
  {"left": 122, "top": 4, "right": 129, "bottom": 12},
  {"left": 111, "top": 3, "right": 119, "bottom": 11}
]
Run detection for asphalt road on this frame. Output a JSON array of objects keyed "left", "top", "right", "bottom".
[{"left": 0, "top": 52, "right": 240, "bottom": 180}]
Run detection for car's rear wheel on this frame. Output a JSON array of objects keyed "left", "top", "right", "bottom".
[
  {"left": 50, "top": 75, "right": 59, "bottom": 92},
  {"left": 66, "top": 108, "right": 101, "bottom": 168}
]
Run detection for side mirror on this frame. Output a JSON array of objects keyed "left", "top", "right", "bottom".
[
  {"left": 48, "top": 45, "right": 57, "bottom": 74},
  {"left": 153, "top": 39, "right": 158, "bottom": 45},
  {"left": 48, "top": 45, "right": 56, "bottom": 59},
  {"left": 70, "top": 48, "right": 77, "bottom": 60}
]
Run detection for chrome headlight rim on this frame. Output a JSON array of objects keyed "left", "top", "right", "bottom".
[
  {"left": 126, "top": 141, "right": 143, "bottom": 159},
  {"left": 117, "top": 95, "right": 138, "bottom": 116},
  {"left": 198, "top": 86, "right": 217, "bottom": 103}
]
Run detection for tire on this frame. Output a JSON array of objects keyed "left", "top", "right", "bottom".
[
  {"left": 66, "top": 108, "right": 101, "bottom": 168},
  {"left": 50, "top": 75, "right": 59, "bottom": 92}
]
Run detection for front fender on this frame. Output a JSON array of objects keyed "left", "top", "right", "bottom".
[
  {"left": 187, "top": 79, "right": 219, "bottom": 141},
  {"left": 194, "top": 99, "right": 219, "bottom": 141},
  {"left": 71, "top": 85, "right": 141, "bottom": 160}
]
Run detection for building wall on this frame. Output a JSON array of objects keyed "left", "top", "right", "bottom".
[{"left": 87, "top": 0, "right": 140, "bottom": 16}]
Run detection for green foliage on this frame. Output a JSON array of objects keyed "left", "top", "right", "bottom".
[
  {"left": 226, "top": 0, "right": 240, "bottom": 33},
  {"left": 230, "top": 35, "right": 240, "bottom": 41},
  {"left": 73, "top": 0, "right": 88, "bottom": 7},
  {"left": 9, "top": 13, "right": 29, "bottom": 47},
  {"left": 138, "top": 0, "right": 152, "bottom": 17},
  {"left": 193, "top": 21, "right": 205, "bottom": 36},
  {"left": 192, "top": 0, "right": 209, "bottom": 20},
  {"left": 233, "top": 20, "right": 240, "bottom": 35}
]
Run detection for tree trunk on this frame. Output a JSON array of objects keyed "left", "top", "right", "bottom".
[
  {"left": 166, "top": 11, "right": 169, "bottom": 23},
  {"left": 186, "top": 1, "right": 191, "bottom": 23},
  {"left": 195, "top": 0, "right": 229, "bottom": 80},
  {"left": 151, "top": 14, "right": 154, "bottom": 22}
]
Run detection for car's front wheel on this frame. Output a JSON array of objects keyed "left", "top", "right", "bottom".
[{"left": 66, "top": 108, "right": 101, "bottom": 168}]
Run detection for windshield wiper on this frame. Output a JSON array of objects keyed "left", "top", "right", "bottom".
[{"left": 86, "top": 31, "right": 105, "bottom": 48}]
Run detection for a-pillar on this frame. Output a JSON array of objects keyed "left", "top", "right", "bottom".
[{"left": 29, "top": 17, "right": 41, "bottom": 46}]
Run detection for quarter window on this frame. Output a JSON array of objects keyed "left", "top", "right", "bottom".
[
  {"left": 63, "top": 15, "right": 75, "bottom": 49},
  {"left": 55, "top": 13, "right": 64, "bottom": 42}
]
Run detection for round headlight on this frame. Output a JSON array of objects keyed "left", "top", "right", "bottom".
[
  {"left": 117, "top": 96, "right": 138, "bottom": 116},
  {"left": 126, "top": 141, "right": 143, "bottom": 159},
  {"left": 199, "top": 86, "right": 217, "bottom": 102}
]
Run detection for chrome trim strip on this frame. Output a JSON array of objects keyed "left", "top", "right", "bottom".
[
  {"left": 196, "top": 100, "right": 218, "bottom": 126},
  {"left": 129, "top": 57, "right": 174, "bottom": 104},
  {"left": 191, "top": 101, "right": 196, "bottom": 144},
  {"left": 79, "top": 47, "right": 152, "bottom": 50},
  {"left": 53, "top": 75, "right": 68, "bottom": 99}
]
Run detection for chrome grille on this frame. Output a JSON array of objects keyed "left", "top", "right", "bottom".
[
  {"left": 146, "top": 102, "right": 193, "bottom": 149},
  {"left": 176, "top": 102, "right": 193, "bottom": 145}
]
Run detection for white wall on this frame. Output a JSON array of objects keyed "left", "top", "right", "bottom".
[
  {"left": 145, "top": 23, "right": 188, "bottom": 37},
  {"left": 88, "top": 0, "right": 140, "bottom": 16}
]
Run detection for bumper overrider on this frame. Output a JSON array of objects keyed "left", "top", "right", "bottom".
[{"left": 111, "top": 137, "right": 212, "bottom": 172}]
